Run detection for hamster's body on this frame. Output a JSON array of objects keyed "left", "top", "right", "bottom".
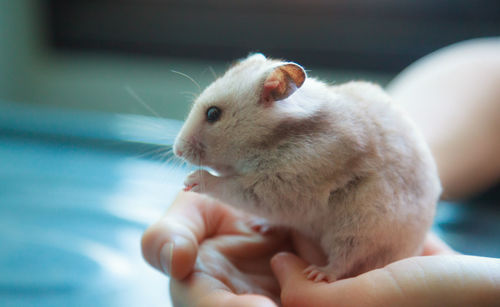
[{"left": 174, "top": 54, "right": 441, "bottom": 281}]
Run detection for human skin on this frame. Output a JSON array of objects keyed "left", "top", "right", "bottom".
[
  {"left": 272, "top": 253, "right": 500, "bottom": 307},
  {"left": 388, "top": 38, "right": 500, "bottom": 199},
  {"left": 141, "top": 192, "right": 500, "bottom": 307},
  {"left": 142, "top": 192, "right": 286, "bottom": 306}
]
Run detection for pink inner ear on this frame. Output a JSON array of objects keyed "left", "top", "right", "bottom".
[{"left": 262, "top": 80, "right": 280, "bottom": 103}]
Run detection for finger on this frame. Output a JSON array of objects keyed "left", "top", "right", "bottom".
[
  {"left": 273, "top": 252, "right": 500, "bottom": 307},
  {"left": 272, "top": 252, "right": 388, "bottom": 306},
  {"left": 271, "top": 252, "right": 333, "bottom": 307},
  {"left": 142, "top": 191, "right": 245, "bottom": 279},
  {"left": 366, "top": 255, "right": 500, "bottom": 307},
  {"left": 271, "top": 252, "right": 307, "bottom": 291},
  {"left": 171, "top": 273, "right": 278, "bottom": 307}
]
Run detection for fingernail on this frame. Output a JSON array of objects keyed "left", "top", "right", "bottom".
[{"left": 160, "top": 242, "right": 174, "bottom": 276}]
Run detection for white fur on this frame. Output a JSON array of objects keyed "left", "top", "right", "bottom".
[{"left": 174, "top": 54, "right": 441, "bottom": 282}]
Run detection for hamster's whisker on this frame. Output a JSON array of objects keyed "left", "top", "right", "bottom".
[
  {"left": 156, "top": 152, "right": 177, "bottom": 173},
  {"left": 169, "top": 155, "right": 186, "bottom": 169},
  {"left": 124, "top": 85, "right": 163, "bottom": 119},
  {"left": 157, "top": 148, "right": 172, "bottom": 160},
  {"left": 171, "top": 70, "right": 201, "bottom": 93},
  {"left": 161, "top": 149, "right": 181, "bottom": 165},
  {"left": 137, "top": 146, "right": 174, "bottom": 160},
  {"left": 180, "top": 91, "right": 199, "bottom": 101},
  {"left": 167, "top": 150, "right": 189, "bottom": 170},
  {"left": 116, "top": 115, "right": 172, "bottom": 133},
  {"left": 208, "top": 66, "right": 218, "bottom": 80},
  {"left": 196, "top": 155, "right": 204, "bottom": 191}
]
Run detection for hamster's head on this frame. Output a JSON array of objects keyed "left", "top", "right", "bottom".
[{"left": 173, "top": 53, "right": 306, "bottom": 175}]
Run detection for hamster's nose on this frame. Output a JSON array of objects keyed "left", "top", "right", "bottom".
[
  {"left": 173, "top": 143, "right": 184, "bottom": 157},
  {"left": 173, "top": 139, "right": 183, "bottom": 157}
]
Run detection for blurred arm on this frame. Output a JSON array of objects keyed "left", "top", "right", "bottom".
[{"left": 388, "top": 38, "right": 500, "bottom": 200}]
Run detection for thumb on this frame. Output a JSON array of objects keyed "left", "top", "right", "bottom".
[
  {"left": 141, "top": 192, "right": 212, "bottom": 280},
  {"left": 141, "top": 215, "right": 198, "bottom": 280}
]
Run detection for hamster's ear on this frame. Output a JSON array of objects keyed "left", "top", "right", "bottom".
[{"left": 261, "top": 63, "right": 306, "bottom": 105}]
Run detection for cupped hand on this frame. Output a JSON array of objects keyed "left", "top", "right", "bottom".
[
  {"left": 142, "top": 191, "right": 324, "bottom": 306},
  {"left": 142, "top": 192, "right": 500, "bottom": 306}
]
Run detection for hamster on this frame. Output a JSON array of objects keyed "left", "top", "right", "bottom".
[{"left": 173, "top": 53, "right": 441, "bottom": 282}]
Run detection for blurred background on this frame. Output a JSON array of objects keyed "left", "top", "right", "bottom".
[
  {"left": 3, "top": 0, "right": 500, "bottom": 118},
  {"left": 0, "top": 1, "right": 499, "bottom": 306}
]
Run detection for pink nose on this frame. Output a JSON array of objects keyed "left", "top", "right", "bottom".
[{"left": 174, "top": 148, "right": 183, "bottom": 157}]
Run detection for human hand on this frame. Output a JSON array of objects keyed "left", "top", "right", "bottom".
[
  {"left": 272, "top": 233, "right": 500, "bottom": 307},
  {"left": 142, "top": 191, "right": 323, "bottom": 306},
  {"left": 142, "top": 192, "right": 500, "bottom": 306}
]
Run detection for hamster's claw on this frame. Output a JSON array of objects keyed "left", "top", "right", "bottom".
[
  {"left": 184, "top": 169, "right": 211, "bottom": 193},
  {"left": 303, "top": 265, "right": 331, "bottom": 283},
  {"left": 247, "top": 218, "right": 274, "bottom": 235},
  {"left": 251, "top": 223, "right": 272, "bottom": 235},
  {"left": 183, "top": 183, "right": 198, "bottom": 192}
]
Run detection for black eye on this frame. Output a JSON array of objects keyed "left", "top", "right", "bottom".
[{"left": 206, "top": 106, "right": 221, "bottom": 123}]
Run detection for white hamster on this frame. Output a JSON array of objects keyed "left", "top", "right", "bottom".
[{"left": 173, "top": 53, "right": 441, "bottom": 282}]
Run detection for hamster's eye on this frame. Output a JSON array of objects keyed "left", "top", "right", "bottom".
[{"left": 206, "top": 106, "right": 221, "bottom": 123}]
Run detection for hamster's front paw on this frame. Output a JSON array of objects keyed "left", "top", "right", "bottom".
[
  {"left": 184, "top": 169, "right": 212, "bottom": 193},
  {"left": 303, "top": 264, "right": 338, "bottom": 283},
  {"left": 246, "top": 217, "right": 275, "bottom": 235}
]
